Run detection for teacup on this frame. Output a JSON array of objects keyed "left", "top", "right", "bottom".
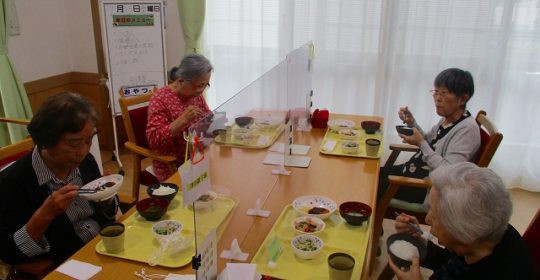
[
  {"left": 100, "top": 223, "right": 125, "bottom": 253},
  {"left": 365, "top": 139, "right": 380, "bottom": 157}
]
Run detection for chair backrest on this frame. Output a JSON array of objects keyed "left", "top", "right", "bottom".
[
  {"left": 0, "top": 118, "right": 33, "bottom": 170},
  {"left": 475, "top": 110, "right": 503, "bottom": 167},
  {"left": 118, "top": 93, "right": 153, "bottom": 149},
  {"left": 0, "top": 138, "right": 34, "bottom": 170}
]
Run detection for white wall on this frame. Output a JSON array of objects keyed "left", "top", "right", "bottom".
[{"left": 8, "top": 0, "right": 185, "bottom": 82}]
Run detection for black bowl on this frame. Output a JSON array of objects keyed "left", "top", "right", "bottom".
[
  {"left": 339, "top": 201, "right": 372, "bottom": 226},
  {"left": 396, "top": 125, "right": 414, "bottom": 136},
  {"left": 146, "top": 183, "right": 179, "bottom": 202},
  {"left": 235, "top": 116, "right": 254, "bottom": 127},
  {"left": 136, "top": 197, "right": 170, "bottom": 221},
  {"left": 386, "top": 233, "right": 427, "bottom": 268},
  {"left": 361, "top": 121, "right": 381, "bottom": 134}
]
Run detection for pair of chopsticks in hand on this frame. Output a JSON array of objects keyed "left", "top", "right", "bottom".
[{"left": 394, "top": 212, "right": 424, "bottom": 234}]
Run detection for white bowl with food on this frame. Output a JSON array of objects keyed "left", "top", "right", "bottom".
[
  {"left": 232, "top": 127, "right": 258, "bottom": 143},
  {"left": 291, "top": 216, "right": 326, "bottom": 235},
  {"left": 341, "top": 141, "right": 360, "bottom": 154},
  {"left": 78, "top": 174, "right": 123, "bottom": 202},
  {"left": 152, "top": 220, "right": 183, "bottom": 244},
  {"left": 291, "top": 234, "right": 324, "bottom": 260},
  {"left": 191, "top": 191, "right": 218, "bottom": 210},
  {"left": 338, "top": 129, "right": 360, "bottom": 140},
  {"left": 292, "top": 195, "right": 337, "bottom": 220},
  {"left": 255, "top": 116, "right": 282, "bottom": 130},
  {"left": 327, "top": 119, "right": 355, "bottom": 132}
]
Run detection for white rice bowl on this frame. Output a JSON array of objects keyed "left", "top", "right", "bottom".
[{"left": 389, "top": 240, "right": 419, "bottom": 261}]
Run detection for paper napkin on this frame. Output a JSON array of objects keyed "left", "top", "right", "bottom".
[{"left": 56, "top": 259, "right": 101, "bottom": 280}]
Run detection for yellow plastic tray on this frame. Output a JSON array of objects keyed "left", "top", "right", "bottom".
[
  {"left": 96, "top": 195, "right": 237, "bottom": 268},
  {"left": 213, "top": 124, "right": 284, "bottom": 149},
  {"left": 251, "top": 205, "right": 371, "bottom": 279},
  {"left": 319, "top": 127, "right": 384, "bottom": 158}
]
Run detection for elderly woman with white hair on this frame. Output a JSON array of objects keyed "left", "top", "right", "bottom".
[
  {"left": 390, "top": 162, "right": 537, "bottom": 279},
  {"left": 147, "top": 54, "right": 213, "bottom": 181}
]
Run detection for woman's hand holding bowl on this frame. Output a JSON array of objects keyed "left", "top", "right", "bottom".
[
  {"left": 388, "top": 254, "right": 422, "bottom": 280},
  {"left": 399, "top": 127, "right": 423, "bottom": 146}
]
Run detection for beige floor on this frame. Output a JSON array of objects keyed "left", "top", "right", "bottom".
[{"left": 101, "top": 148, "right": 540, "bottom": 280}]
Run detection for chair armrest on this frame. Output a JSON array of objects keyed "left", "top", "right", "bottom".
[
  {"left": 388, "top": 175, "right": 431, "bottom": 189},
  {"left": 389, "top": 143, "right": 419, "bottom": 152},
  {"left": 384, "top": 144, "right": 419, "bottom": 168},
  {"left": 124, "top": 142, "right": 177, "bottom": 164}
]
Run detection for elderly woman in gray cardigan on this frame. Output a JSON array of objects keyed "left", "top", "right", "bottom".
[{"left": 377, "top": 68, "right": 481, "bottom": 204}]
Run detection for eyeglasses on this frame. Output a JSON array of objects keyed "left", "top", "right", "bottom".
[
  {"left": 187, "top": 80, "right": 210, "bottom": 90},
  {"left": 429, "top": 89, "right": 452, "bottom": 98}
]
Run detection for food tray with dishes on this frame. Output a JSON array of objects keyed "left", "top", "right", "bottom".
[
  {"left": 212, "top": 115, "right": 285, "bottom": 149},
  {"left": 251, "top": 205, "right": 371, "bottom": 279},
  {"left": 319, "top": 119, "right": 384, "bottom": 158},
  {"left": 95, "top": 194, "right": 237, "bottom": 268}
]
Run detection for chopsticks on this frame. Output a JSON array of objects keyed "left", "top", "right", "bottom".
[
  {"left": 394, "top": 212, "right": 424, "bottom": 234},
  {"left": 77, "top": 188, "right": 98, "bottom": 194}
]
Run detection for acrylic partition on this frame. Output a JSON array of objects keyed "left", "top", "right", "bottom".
[
  {"left": 184, "top": 42, "right": 313, "bottom": 278},
  {"left": 283, "top": 42, "right": 314, "bottom": 164}
]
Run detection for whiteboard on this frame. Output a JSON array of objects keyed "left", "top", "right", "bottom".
[{"left": 99, "top": 0, "right": 167, "bottom": 115}]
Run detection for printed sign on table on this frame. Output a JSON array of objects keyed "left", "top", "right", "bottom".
[
  {"left": 179, "top": 154, "right": 211, "bottom": 208},
  {"left": 197, "top": 228, "right": 217, "bottom": 280}
]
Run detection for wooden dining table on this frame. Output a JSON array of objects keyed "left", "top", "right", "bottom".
[{"left": 44, "top": 114, "right": 382, "bottom": 280}]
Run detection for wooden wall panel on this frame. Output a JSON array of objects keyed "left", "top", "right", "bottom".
[{"left": 23, "top": 72, "right": 126, "bottom": 151}]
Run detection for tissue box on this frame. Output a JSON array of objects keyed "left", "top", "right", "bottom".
[{"left": 311, "top": 109, "right": 329, "bottom": 128}]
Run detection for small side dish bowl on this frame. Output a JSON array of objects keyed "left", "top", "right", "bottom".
[
  {"left": 291, "top": 234, "right": 324, "bottom": 260},
  {"left": 338, "top": 129, "right": 360, "bottom": 140},
  {"left": 361, "top": 121, "right": 381, "bottom": 134},
  {"left": 339, "top": 201, "right": 372, "bottom": 226},
  {"left": 190, "top": 191, "right": 218, "bottom": 210},
  {"left": 235, "top": 116, "right": 254, "bottom": 127},
  {"left": 147, "top": 183, "right": 179, "bottom": 202},
  {"left": 291, "top": 216, "right": 326, "bottom": 235},
  {"left": 327, "top": 119, "right": 355, "bottom": 132},
  {"left": 152, "top": 220, "right": 183, "bottom": 243},
  {"left": 341, "top": 141, "right": 360, "bottom": 154},
  {"left": 292, "top": 195, "right": 337, "bottom": 220},
  {"left": 255, "top": 116, "right": 282, "bottom": 130},
  {"left": 386, "top": 233, "right": 427, "bottom": 268},
  {"left": 136, "top": 197, "right": 170, "bottom": 221}
]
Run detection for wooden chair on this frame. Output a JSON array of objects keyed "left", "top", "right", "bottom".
[
  {"left": 523, "top": 208, "right": 540, "bottom": 276},
  {"left": 0, "top": 118, "right": 33, "bottom": 170},
  {"left": 371, "top": 110, "right": 503, "bottom": 278},
  {"left": 118, "top": 91, "right": 178, "bottom": 208}
]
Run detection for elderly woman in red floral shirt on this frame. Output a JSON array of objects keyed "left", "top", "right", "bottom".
[{"left": 146, "top": 54, "right": 212, "bottom": 181}]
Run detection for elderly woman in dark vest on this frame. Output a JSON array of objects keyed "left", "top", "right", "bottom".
[{"left": 0, "top": 92, "right": 117, "bottom": 266}]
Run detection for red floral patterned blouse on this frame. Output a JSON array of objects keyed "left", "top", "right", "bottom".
[{"left": 146, "top": 86, "right": 211, "bottom": 181}]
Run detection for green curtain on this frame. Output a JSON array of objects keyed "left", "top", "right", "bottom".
[
  {"left": 177, "top": 0, "right": 206, "bottom": 54},
  {"left": 0, "top": 0, "right": 32, "bottom": 146}
]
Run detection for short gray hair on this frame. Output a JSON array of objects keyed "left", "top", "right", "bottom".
[
  {"left": 430, "top": 162, "right": 512, "bottom": 244},
  {"left": 169, "top": 54, "right": 213, "bottom": 81}
]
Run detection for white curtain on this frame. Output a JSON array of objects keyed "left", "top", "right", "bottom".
[{"left": 204, "top": 0, "right": 540, "bottom": 192}]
